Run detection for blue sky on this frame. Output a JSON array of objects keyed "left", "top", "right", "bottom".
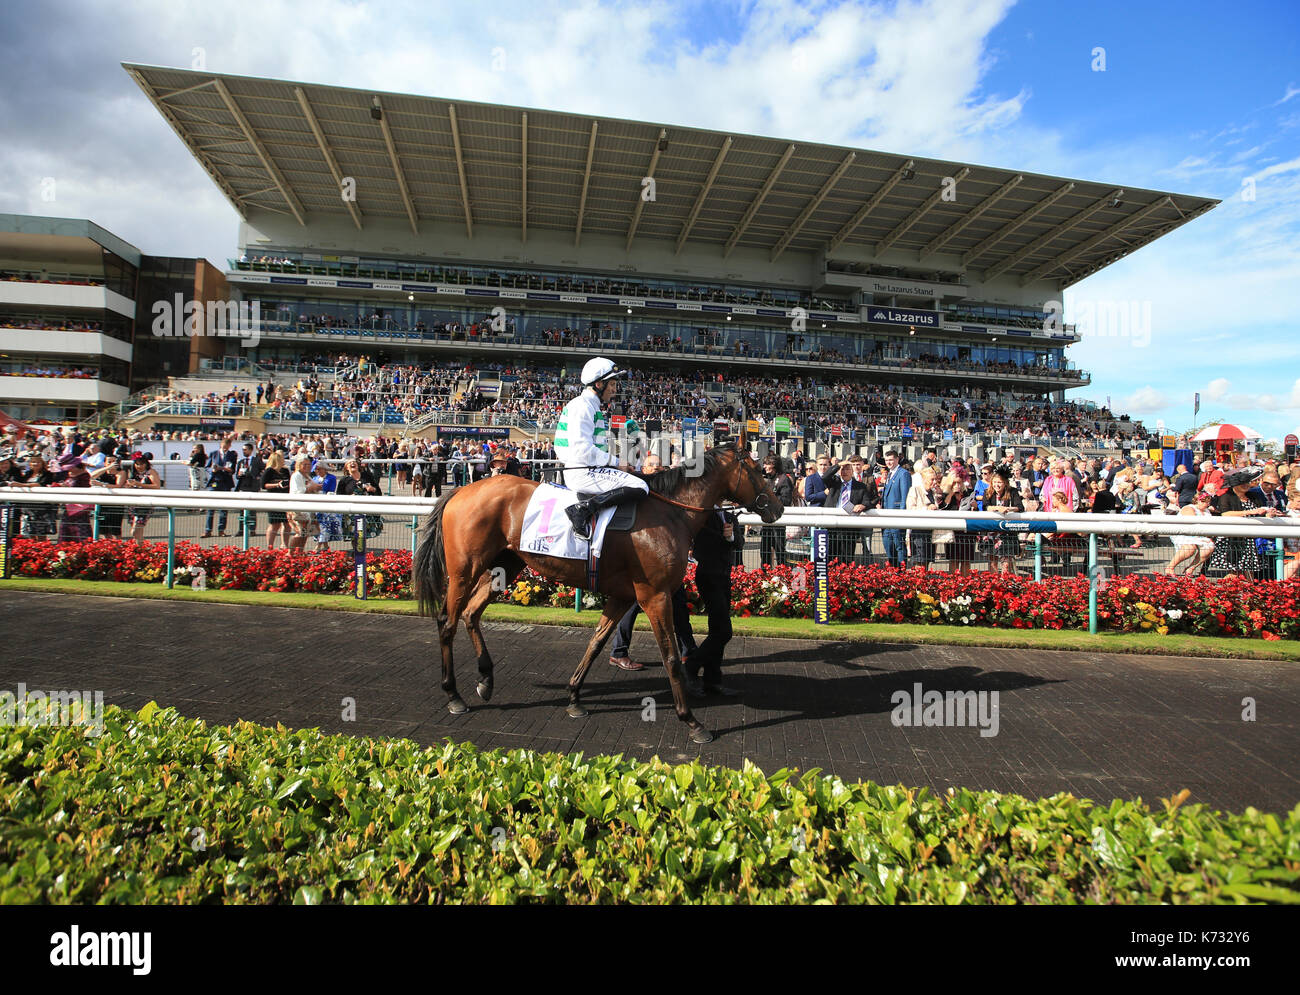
[{"left": 1, "top": 0, "right": 1297, "bottom": 441}]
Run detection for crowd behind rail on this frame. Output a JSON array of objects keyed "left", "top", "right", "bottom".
[{"left": 2, "top": 416, "right": 1298, "bottom": 582}]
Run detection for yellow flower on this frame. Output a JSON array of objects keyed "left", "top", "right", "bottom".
[
  {"left": 1139, "top": 621, "right": 1152, "bottom": 630},
  {"left": 1118, "top": 587, "right": 1131, "bottom": 598},
  {"left": 930, "top": 610, "right": 940, "bottom": 619},
  {"left": 917, "top": 593, "right": 936, "bottom": 605},
  {"left": 1157, "top": 626, "right": 1169, "bottom": 635},
  {"left": 372, "top": 572, "right": 384, "bottom": 586}
]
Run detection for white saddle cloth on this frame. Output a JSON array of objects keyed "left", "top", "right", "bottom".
[{"left": 519, "top": 483, "right": 616, "bottom": 560}]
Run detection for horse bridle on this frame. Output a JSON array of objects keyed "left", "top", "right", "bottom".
[{"left": 737, "top": 452, "right": 775, "bottom": 515}]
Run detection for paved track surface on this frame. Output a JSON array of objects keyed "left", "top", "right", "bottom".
[{"left": 3, "top": 591, "right": 1297, "bottom": 812}]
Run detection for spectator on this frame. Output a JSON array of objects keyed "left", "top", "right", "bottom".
[
  {"left": 261, "top": 451, "right": 292, "bottom": 548},
  {"left": 1174, "top": 463, "right": 1199, "bottom": 507},
  {"left": 939, "top": 466, "right": 977, "bottom": 574},
  {"left": 1039, "top": 459, "right": 1079, "bottom": 513},
  {"left": 312, "top": 460, "right": 342, "bottom": 550},
  {"left": 977, "top": 466, "right": 1024, "bottom": 574},
  {"left": 235, "top": 442, "right": 265, "bottom": 536},
  {"left": 905, "top": 465, "right": 940, "bottom": 569},
  {"left": 54, "top": 454, "right": 92, "bottom": 543},
  {"left": 1197, "top": 460, "right": 1225, "bottom": 498},
  {"left": 760, "top": 452, "right": 795, "bottom": 566},
  {"left": 801, "top": 452, "right": 831, "bottom": 506},
  {"left": 879, "top": 450, "right": 911, "bottom": 568},
  {"left": 203, "top": 439, "right": 237, "bottom": 537},
  {"left": 1044, "top": 491, "right": 1087, "bottom": 574},
  {"left": 118, "top": 454, "right": 161, "bottom": 543},
  {"left": 1284, "top": 493, "right": 1300, "bottom": 579},
  {"left": 189, "top": 444, "right": 208, "bottom": 490},
  {"left": 820, "top": 457, "right": 876, "bottom": 564},
  {"left": 1209, "top": 467, "right": 1279, "bottom": 577},
  {"left": 10, "top": 452, "right": 57, "bottom": 538},
  {"left": 1166, "top": 491, "right": 1215, "bottom": 576},
  {"left": 287, "top": 456, "right": 316, "bottom": 550}
]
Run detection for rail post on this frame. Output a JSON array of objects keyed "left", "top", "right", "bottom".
[
  {"left": 166, "top": 507, "right": 176, "bottom": 590},
  {"left": 1277, "top": 537, "right": 1286, "bottom": 582},
  {"left": 241, "top": 510, "right": 250, "bottom": 551},
  {"left": 1034, "top": 534, "right": 1042, "bottom": 582},
  {"left": 1088, "top": 532, "right": 1098, "bottom": 635}
]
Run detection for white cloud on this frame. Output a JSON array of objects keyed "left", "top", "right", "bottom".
[
  {"left": 1123, "top": 386, "right": 1168, "bottom": 413},
  {"left": 1207, "top": 378, "right": 1231, "bottom": 402}
]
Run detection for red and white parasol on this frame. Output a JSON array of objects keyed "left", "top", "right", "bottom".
[{"left": 1191, "top": 423, "right": 1262, "bottom": 442}]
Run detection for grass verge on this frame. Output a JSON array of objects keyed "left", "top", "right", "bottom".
[
  {"left": 2, "top": 702, "right": 1296, "bottom": 904},
  {"left": 3, "top": 577, "right": 1299, "bottom": 662}
]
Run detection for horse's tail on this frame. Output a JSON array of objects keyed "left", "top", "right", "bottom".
[{"left": 414, "top": 489, "right": 454, "bottom": 618}]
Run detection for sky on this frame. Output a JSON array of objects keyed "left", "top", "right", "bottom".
[{"left": 1, "top": 0, "right": 1297, "bottom": 442}]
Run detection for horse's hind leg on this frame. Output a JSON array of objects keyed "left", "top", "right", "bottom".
[
  {"left": 643, "top": 590, "right": 712, "bottom": 744},
  {"left": 566, "top": 596, "right": 631, "bottom": 718},
  {"left": 440, "top": 566, "right": 474, "bottom": 715},
  {"left": 464, "top": 552, "right": 524, "bottom": 702}
]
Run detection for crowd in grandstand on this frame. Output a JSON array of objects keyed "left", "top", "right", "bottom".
[
  {"left": 1, "top": 363, "right": 103, "bottom": 379},
  {"left": 0, "top": 271, "right": 102, "bottom": 286}
]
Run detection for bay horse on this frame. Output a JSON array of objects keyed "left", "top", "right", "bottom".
[{"left": 414, "top": 443, "right": 783, "bottom": 743}]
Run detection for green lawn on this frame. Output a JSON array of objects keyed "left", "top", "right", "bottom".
[{"left": 4, "top": 576, "right": 1298, "bottom": 661}]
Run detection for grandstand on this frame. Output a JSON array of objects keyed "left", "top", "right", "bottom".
[{"left": 2, "top": 66, "right": 1219, "bottom": 449}]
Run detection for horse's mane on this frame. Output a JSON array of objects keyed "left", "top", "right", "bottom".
[{"left": 641, "top": 443, "right": 738, "bottom": 495}]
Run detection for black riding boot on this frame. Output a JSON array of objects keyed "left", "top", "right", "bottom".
[
  {"left": 566, "top": 500, "right": 597, "bottom": 540},
  {"left": 566, "top": 486, "right": 647, "bottom": 540}
]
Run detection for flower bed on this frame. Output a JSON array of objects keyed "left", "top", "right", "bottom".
[
  {"left": 9, "top": 538, "right": 411, "bottom": 600},
  {"left": 9, "top": 539, "right": 1300, "bottom": 640}
]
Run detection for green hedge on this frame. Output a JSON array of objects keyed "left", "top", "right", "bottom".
[{"left": 2, "top": 704, "right": 1297, "bottom": 904}]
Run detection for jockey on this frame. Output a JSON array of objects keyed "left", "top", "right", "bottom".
[{"left": 556, "top": 357, "right": 649, "bottom": 538}]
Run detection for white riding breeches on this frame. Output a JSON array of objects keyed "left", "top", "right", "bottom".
[{"left": 563, "top": 465, "right": 649, "bottom": 499}]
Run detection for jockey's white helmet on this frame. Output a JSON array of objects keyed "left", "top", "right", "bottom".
[{"left": 580, "top": 357, "right": 628, "bottom": 386}]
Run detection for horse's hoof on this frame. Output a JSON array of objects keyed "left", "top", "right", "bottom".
[
  {"left": 476, "top": 681, "right": 493, "bottom": 702},
  {"left": 690, "top": 726, "right": 714, "bottom": 745},
  {"left": 566, "top": 703, "right": 589, "bottom": 719},
  {"left": 447, "top": 697, "right": 468, "bottom": 715}
]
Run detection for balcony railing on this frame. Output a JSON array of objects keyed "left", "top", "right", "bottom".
[{"left": 247, "top": 324, "right": 1088, "bottom": 383}]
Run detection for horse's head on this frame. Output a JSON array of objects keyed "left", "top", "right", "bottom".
[{"left": 722, "top": 445, "right": 784, "bottom": 524}]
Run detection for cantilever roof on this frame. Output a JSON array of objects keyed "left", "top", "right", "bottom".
[{"left": 124, "top": 64, "right": 1218, "bottom": 288}]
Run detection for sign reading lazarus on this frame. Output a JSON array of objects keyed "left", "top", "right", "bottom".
[{"left": 866, "top": 307, "right": 940, "bottom": 328}]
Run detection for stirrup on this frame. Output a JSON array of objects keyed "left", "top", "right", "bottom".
[{"left": 566, "top": 504, "right": 592, "bottom": 539}]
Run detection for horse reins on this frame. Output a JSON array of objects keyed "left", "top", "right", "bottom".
[{"left": 648, "top": 491, "right": 713, "bottom": 513}]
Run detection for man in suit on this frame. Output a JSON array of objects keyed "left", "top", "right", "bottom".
[
  {"left": 683, "top": 507, "right": 746, "bottom": 697},
  {"left": 235, "top": 441, "right": 267, "bottom": 536},
  {"left": 879, "top": 449, "right": 912, "bottom": 568},
  {"left": 820, "top": 458, "right": 877, "bottom": 564}
]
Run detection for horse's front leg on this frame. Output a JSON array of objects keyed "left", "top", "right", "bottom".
[
  {"left": 642, "top": 590, "right": 712, "bottom": 744},
  {"left": 566, "top": 597, "right": 631, "bottom": 718}
]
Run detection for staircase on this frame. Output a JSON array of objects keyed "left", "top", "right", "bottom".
[{"left": 75, "top": 384, "right": 169, "bottom": 432}]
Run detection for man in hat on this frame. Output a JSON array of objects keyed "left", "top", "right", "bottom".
[
  {"left": 555, "top": 357, "right": 648, "bottom": 539},
  {"left": 489, "top": 446, "right": 522, "bottom": 477}
]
